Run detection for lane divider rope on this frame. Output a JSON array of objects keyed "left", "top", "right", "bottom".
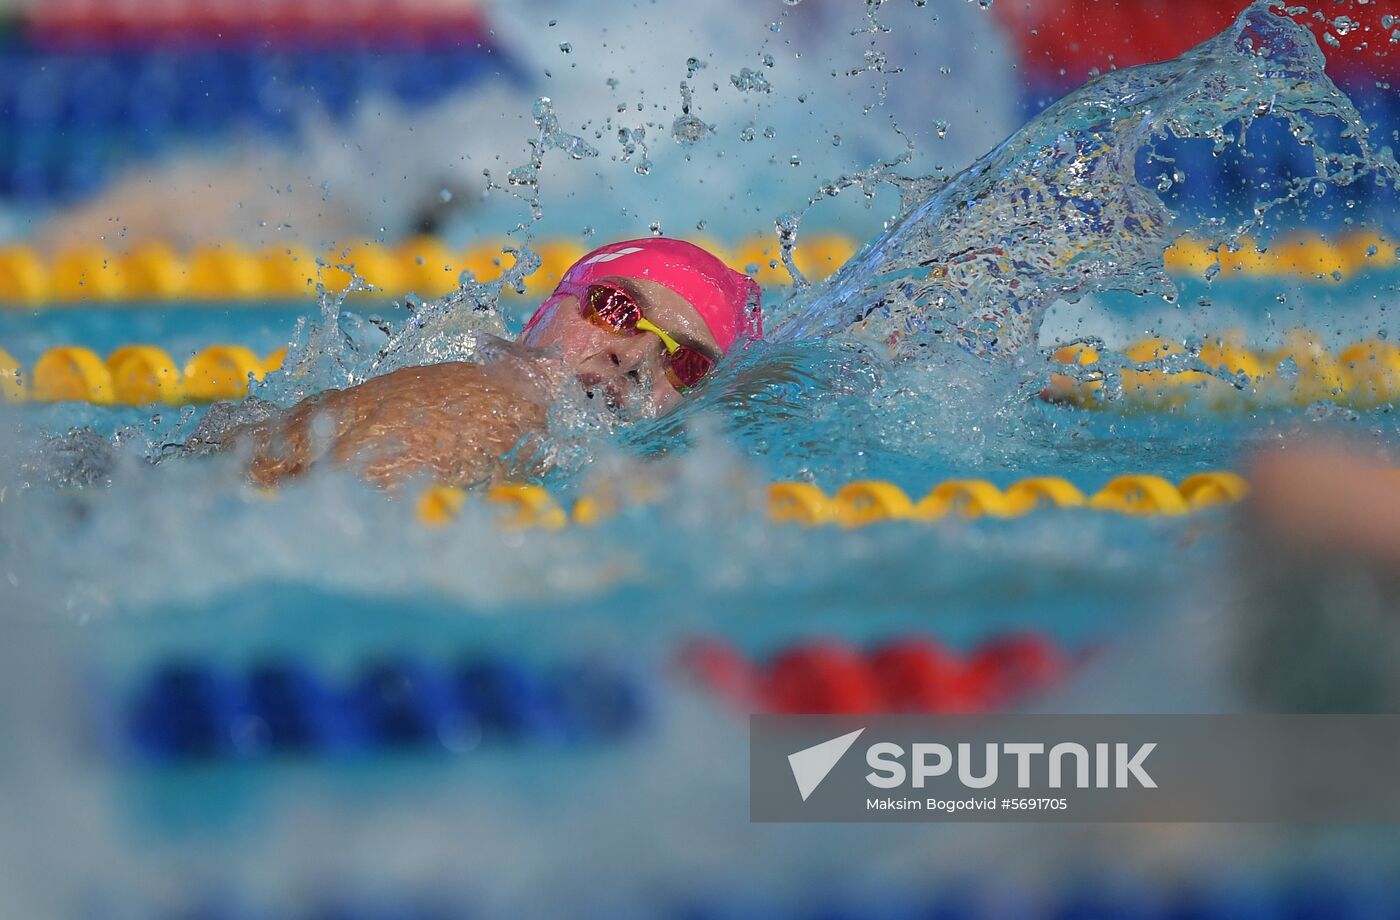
[
  {"left": 0, "top": 235, "right": 858, "bottom": 305},
  {"left": 416, "top": 471, "right": 1253, "bottom": 529},
  {"left": 117, "top": 631, "right": 1070, "bottom": 767},
  {"left": 677, "top": 633, "right": 1075, "bottom": 715},
  {"left": 0, "top": 343, "right": 285, "bottom": 404},
  {"left": 1163, "top": 230, "right": 1396, "bottom": 280},
  {"left": 1047, "top": 334, "right": 1400, "bottom": 409},
  {"left": 121, "top": 654, "right": 645, "bottom": 764},
  {"left": 3, "top": 334, "right": 1396, "bottom": 407},
  {"left": 0, "top": 229, "right": 1392, "bottom": 306}
]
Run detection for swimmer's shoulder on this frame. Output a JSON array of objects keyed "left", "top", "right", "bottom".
[{"left": 365, "top": 345, "right": 560, "bottom": 401}]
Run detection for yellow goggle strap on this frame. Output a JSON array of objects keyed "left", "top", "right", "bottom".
[{"left": 634, "top": 317, "right": 682, "bottom": 354}]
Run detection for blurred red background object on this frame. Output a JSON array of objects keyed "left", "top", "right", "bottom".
[{"left": 993, "top": 0, "right": 1397, "bottom": 89}]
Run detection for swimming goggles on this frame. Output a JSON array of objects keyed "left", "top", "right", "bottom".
[{"left": 580, "top": 283, "right": 717, "bottom": 391}]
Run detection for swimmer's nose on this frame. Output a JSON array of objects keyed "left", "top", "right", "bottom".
[{"left": 584, "top": 332, "right": 657, "bottom": 379}]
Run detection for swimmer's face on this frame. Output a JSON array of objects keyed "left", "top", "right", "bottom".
[{"left": 521, "top": 275, "right": 722, "bottom": 417}]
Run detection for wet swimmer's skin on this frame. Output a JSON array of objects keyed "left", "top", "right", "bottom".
[
  {"left": 1234, "top": 443, "right": 1400, "bottom": 712},
  {"left": 219, "top": 238, "right": 763, "bottom": 489},
  {"left": 1245, "top": 445, "right": 1400, "bottom": 569}
]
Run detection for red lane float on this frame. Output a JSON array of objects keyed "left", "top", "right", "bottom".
[
  {"left": 676, "top": 633, "right": 1073, "bottom": 715},
  {"left": 23, "top": 0, "right": 494, "bottom": 51}
]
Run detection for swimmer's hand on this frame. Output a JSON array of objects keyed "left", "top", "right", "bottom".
[{"left": 1245, "top": 445, "right": 1400, "bottom": 569}]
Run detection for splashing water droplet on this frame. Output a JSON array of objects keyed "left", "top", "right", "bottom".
[
  {"left": 616, "top": 125, "right": 652, "bottom": 175},
  {"left": 672, "top": 114, "right": 714, "bottom": 146},
  {"left": 672, "top": 78, "right": 713, "bottom": 146},
  {"left": 731, "top": 68, "right": 773, "bottom": 94},
  {"left": 775, "top": 212, "right": 810, "bottom": 289}
]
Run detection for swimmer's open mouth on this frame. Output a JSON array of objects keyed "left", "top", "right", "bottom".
[
  {"left": 584, "top": 387, "right": 622, "bottom": 411},
  {"left": 578, "top": 374, "right": 624, "bottom": 412}
]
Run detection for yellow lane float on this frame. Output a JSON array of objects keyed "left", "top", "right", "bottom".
[
  {"left": 0, "top": 347, "right": 25, "bottom": 402},
  {"left": 417, "top": 471, "right": 1276, "bottom": 529},
  {"left": 108, "top": 345, "right": 182, "bottom": 405},
  {"left": 4, "top": 333, "right": 1394, "bottom": 409},
  {"left": 0, "top": 231, "right": 1390, "bottom": 307},
  {"left": 1049, "top": 334, "right": 1398, "bottom": 409},
  {"left": 0, "top": 246, "right": 50, "bottom": 304},
  {"left": 183, "top": 345, "right": 267, "bottom": 401},
  {"left": 30, "top": 345, "right": 114, "bottom": 404}
]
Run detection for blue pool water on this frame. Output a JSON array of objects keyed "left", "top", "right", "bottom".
[{"left": 2, "top": 273, "right": 1397, "bottom": 915}]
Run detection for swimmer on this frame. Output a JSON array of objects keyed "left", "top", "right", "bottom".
[{"left": 205, "top": 238, "right": 763, "bottom": 489}]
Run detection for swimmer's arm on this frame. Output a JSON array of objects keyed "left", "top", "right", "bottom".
[{"left": 246, "top": 362, "right": 553, "bottom": 490}]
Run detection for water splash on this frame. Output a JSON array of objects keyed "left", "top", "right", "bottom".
[
  {"left": 617, "top": 125, "right": 653, "bottom": 176},
  {"left": 256, "top": 98, "right": 601, "bottom": 401},
  {"left": 730, "top": 67, "right": 773, "bottom": 94},
  {"left": 774, "top": 124, "right": 918, "bottom": 289},
  {"left": 771, "top": 3, "right": 1398, "bottom": 360},
  {"left": 672, "top": 78, "right": 715, "bottom": 146}
]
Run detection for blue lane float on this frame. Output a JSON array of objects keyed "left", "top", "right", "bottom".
[
  {"left": 0, "top": 45, "right": 522, "bottom": 204},
  {"left": 124, "top": 654, "right": 646, "bottom": 764}
]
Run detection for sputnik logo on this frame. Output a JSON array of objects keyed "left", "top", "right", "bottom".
[{"left": 787, "top": 728, "right": 865, "bottom": 801}]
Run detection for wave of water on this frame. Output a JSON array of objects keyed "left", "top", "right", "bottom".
[
  {"left": 1, "top": 6, "right": 1394, "bottom": 613},
  {"left": 770, "top": 2, "right": 1396, "bottom": 358}
]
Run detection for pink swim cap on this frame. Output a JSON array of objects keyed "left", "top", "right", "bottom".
[{"left": 522, "top": 238, "right": 763, "bottom": 353}]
